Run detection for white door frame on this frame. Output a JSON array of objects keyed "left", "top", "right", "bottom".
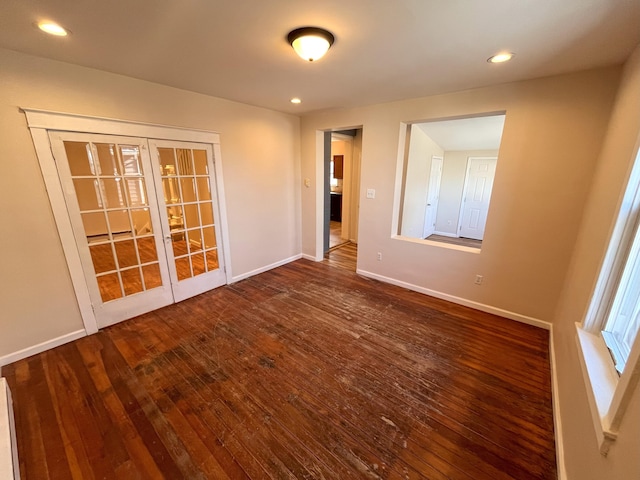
[{"left": 23, "top": 108, "right": 233, "bottom": 335}]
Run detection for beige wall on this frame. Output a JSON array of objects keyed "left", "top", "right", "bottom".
[
  {"left": 400, "top": 125, "right": 444, "bottom": 238},
  {"left": 552, "top": 44, "right": 640, "bottom": 480},
  {"left": 0, "top": 48, "right": 300, "bottom": 360},
  {"left": 301, "top": 67, "right": 620, "bottom": 322},
  {"left": 434, "top": 149, "right": 499, "bottom": 235}
]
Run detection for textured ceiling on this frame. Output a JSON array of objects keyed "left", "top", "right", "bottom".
[{"left": 1, "top": 0, "right": 639, "bottom": 114}]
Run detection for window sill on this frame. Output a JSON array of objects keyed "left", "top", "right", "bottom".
[
  {"left": 391, "top": 235, "right": 481, "bottom": 254},
  {"left": 575, "top": 323, "right": 619, "bottom": 455}
]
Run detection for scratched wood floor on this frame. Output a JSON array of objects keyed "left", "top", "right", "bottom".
[{"left": 3, "top": 245, "right": 556, "bottom": 479}]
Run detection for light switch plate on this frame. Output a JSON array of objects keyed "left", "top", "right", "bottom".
[{"left": 366, "top": 189, "right": 375, "bottom": 199}]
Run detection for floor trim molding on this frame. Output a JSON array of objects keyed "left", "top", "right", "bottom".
[
  {"left": 0, "top": 329, "right": 87, "bottom": 368},
  {"left": 231, "top": 254, "right": 302, "bottom": 283},
  {"left": 301, "top": 253, "right": 319, "bottom": 262},
  {"left": 549, "top": 326, "right": 567, "bottom": 480},
  {"left": 356, "top": 269, "right": 551, "bottom": 330}
]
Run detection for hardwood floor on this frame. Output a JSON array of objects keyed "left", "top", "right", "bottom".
[
  {"left": 3, "top": 258, "right": 556, "bottom": 479},
  {"left": 330, "top": 221, "right": 348, "bottom": 249},
  {"left": 325, "top": 241, "right": 357, "bottom": 271}
]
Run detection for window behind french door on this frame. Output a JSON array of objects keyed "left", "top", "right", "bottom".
[{"left": 49, "top": 132, "right": 226, "bottom": 328}]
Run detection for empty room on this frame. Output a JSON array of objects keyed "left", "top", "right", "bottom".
[{"left": 0, "top": 1, "right": 639, "bottom": 479}]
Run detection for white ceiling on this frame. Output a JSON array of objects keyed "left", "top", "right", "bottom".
[
  {"left": 417, "top": 115, "right": 506, "bottom": 151},
  {"left": 1, "top": 0, "right": 639, "bottom": 114}
]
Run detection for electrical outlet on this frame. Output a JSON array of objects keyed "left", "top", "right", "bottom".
[
  {"left": 474, "top": 275, "right": 483, "bottom": 285},
  {"left": 377, "top": 252, "right": 382, "bottom": 261},
  {"left": 366, "top": 189, "right": 376, "bottom": 199}
]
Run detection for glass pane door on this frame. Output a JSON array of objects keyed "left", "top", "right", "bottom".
[
  {"left": 49, "top": 132, "right": 173, "bottom": 328},
  {"left": 149, "top": 140, "right": 226, "bottom": 302}
]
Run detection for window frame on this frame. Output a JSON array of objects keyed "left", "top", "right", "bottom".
[{"left": 577, "top": 142, "right": 640, "bottom": 455}]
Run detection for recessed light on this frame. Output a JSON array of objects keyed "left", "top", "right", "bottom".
[
  {"left": 488, "top": 52, "right": 515, "bottom": 63},
  {"left": 290, "top": 98, "right": 302, "bottom": 104},
  {"left": 37, "top": 21, "right": 69, "bottom": 37}
]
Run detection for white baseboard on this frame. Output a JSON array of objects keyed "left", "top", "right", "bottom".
[
  {"left": 356, "top": 269, "right": 551, "bottom": 330},
  {"left": 433, "top": 231, "right": 458, "bottom": 238},
  {"left": 0, "top": 378, "right": 19, "bottom": 479},
  {"left": 231, "top": 254, "right": 302, "bottom": 283},
  {"left": 0, "top": 329, "right": 86, "bottom": 368},
  {"left": 301, "top": 253, "right": 320, "bottom": 262},
  {"left": 549, "top": 326, "right": 567, "bottom": 480}
]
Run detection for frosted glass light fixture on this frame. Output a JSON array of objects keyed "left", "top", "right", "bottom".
[{"left": 288, "top": 27, "right": 334, "bottom": 62}]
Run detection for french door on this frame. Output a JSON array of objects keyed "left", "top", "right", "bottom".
[{"left": 49, "top": 132, "right": 226, "bottom": 328}]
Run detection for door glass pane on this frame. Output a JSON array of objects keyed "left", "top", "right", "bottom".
[
  {"left": 199, "top": 202, "right": 214, "bottom": 226},
  {"left": 203, "top": 226, "right": 216, "bottom": 249},
  {"left": 193, "top": 150, "right": 208, "bottom": 175},
  {"left": 107, "top": 210, "right": 131, "bottom": 235},
  {"left": 196, "top": 177, "right": 211, "bottom": 201},
  {"left": 167, "top": 206, "right": 184, "bottom": 230},
  {"left": 158, "top": 148, "right": 177, "bottom": 176},
  {"left": 114, "top": 240, "right": 138, "bottom": 268},
  {"left": 74, "top": 179, "right": 102, "bottom": 210},
  {"left": 125, "top": 179, "right": 148, "bottom": 207},
  {"left": 131, "top": 209, "right": 152, "bottom": 235},
  {"left": 205, "top": 249, "right": 219, "bottom": 271},
  {"left": 97, "top": 273, "right": 122, "bottom": 302},
  {"left": 142, "top": 263, "right": 162, "bottom": 289},
  {"left": 82, "top": 212, "right": 108, "bottom": 238},
  {"left": 101, "top": 179, "right": 127, "bottom": 208},
  {"left": 180, "top": 178, "right": 197, "bottom": 202},
  {"left": 191, "top": 253, "right": 205, "bottom": 276},
  {"left": 95, "top": 143, "right": 122, "bottom": 176},
  {"left": 120, "top": 146, "right": 142, "bottom": 175},
  {"left": 184, "top": 204, "right": 200, "bottom": 229},
  {"left": 65, "top": 142, "right": 96, "bottom": 176},
  {"left": 172, "top": 233, "right": 188, "bottom": 256},
  {"left": 175, "top": 257, "right": 191, "bottom": 280},
  {"left": 187, "top": 229, "right": 202, "bottom": 252},
  {"left": 64, "top": 139, "right": 165, "bottom": 305},
  {"left": 176, "top": 149, "right": 193, "bottom": 175},
  {"left": 89, "top": 244, "right": 116, "bottom": 273},
  {"left": 163, "top": 178, "right": 181, "bottom": 204},
  {"left": 137, "top": 237, "right": 158, "bottom": 263},
  {"left": 121, "top": 268, "right": 143, "bottom": 295}
]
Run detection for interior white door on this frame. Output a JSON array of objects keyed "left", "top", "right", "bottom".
[
  {"left": 49, "top": 132, "right": 174, "bottom": 328},
  {"left": 148, "top": 140, "right": 226, "bottom": 302},
  {"left": 458, "top": 157, "right": 497, "bottom": 240},
  {"left": 423, "top": 156, "right": 443, "bottom": 238}
]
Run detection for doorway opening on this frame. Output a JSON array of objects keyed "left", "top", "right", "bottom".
[
  {"left": 323, "top": 128, "right": 363, "bottom": 267},
  {"left": 25, "top": 109, "right": 231, "bottom": 334}
]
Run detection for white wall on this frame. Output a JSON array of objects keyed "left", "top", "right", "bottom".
[
  {"left": 552, "top": 44, "right": 640, "bottom": 480},
  {"left": 301, "top": 67, "right": 619, "bottom": 323},
  {"left": 434, "top": 149, "right": 498, "bottom": 236},
  {"left": 400, "top": 125, "right": 444, "bottom": 238},
  {"left": 0, "top": 48, "right": 300, "bottom": 361}
]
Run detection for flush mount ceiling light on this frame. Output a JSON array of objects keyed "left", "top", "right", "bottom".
[
  {"left": 36, "top": 21, "right": 69, "bottom": 36},
  {"left": 487, "top": 52, "right": 515, "bottom": 63},
  {"left": 288, "top": 27, "right": 334, "bottom": 62},
  {"left": 290, "top": 97, "right": 302, "bottom": 104}
]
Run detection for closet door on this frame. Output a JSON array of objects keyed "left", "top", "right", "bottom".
[
  {"left": 148, "top": 140, "right": 226, "bottom": 302},
  {"left": 49, "top": 132, "right": 173, "bottom": 328}
]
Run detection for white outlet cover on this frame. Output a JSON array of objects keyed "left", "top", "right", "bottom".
[{"left": 366, "top": 189, "right": 375, "bottom": 199}]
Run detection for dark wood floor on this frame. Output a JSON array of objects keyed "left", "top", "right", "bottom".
[{"left": 3, "top": 255, "right": 556, "bottom": 479}]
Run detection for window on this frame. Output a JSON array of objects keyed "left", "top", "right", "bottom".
[
  {"left": 395, "top": 113, "right": 505, "bottom": 248},
  {"left": 601, "top": 221, "right": 640, "bottom": 374},
  {"left": 578, "top": 145, "right": 640, "bottom": 454}
]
